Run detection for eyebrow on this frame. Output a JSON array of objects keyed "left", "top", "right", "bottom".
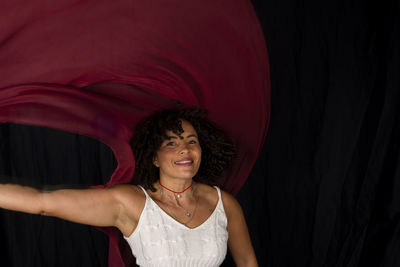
[{"left": 166, "top": 134, "right": 198, "bottom": 140}]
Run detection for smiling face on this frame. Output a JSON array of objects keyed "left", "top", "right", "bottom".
[{"left": 153, "top": 120, "right": 202, "bottom": 183}]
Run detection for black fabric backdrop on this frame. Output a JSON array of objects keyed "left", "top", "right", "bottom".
[{"left": 1, "top": 0, "right": 400, "bottom": 267}]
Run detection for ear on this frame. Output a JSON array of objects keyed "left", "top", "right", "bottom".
[{"left": 153, "top": 157, "right": 160, "bottom": 167}]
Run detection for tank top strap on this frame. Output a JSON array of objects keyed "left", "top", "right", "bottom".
[
  {"left": 137, "top": 185, "right": 149, "bottom": 198},
  {"left": 213, "top": 186, "right": 222, "bottom": 201}
]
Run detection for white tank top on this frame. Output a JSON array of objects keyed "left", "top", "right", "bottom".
[{"left": 124, "top": 186, "right": 229, "bottom": 267}]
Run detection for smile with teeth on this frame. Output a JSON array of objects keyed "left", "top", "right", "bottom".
[{"left": 174, "top": 159, "right": 194, "bottom": 165}]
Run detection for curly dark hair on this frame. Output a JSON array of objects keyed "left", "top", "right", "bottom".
[{"left": 130, "top": 105, "right": 236, "bottom": 192}]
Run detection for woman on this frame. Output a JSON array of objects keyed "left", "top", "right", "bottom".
[{"left": 0, "top": 106, "right": 258, "bottom": 267}]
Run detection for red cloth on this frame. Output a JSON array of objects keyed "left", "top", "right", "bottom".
[{"left": 0, "top": 0, "right": 270, "bottom": 266}]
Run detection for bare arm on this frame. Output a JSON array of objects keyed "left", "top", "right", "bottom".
[
  {"left": 0, "top": 183, "right": 143, "bottom": 236},
  {"left": 0, "top": 184, "right": 43, "bottom": 215},
  {"left": 222, "top": 191, "right": 258, "bottom": 267}
]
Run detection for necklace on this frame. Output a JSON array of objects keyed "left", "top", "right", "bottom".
[
  {"left": 158, "top": 181, "right": 193, "bottom": 199},
  {"left": 164, "top": 194, "right": 198, "bottom": 225},
  {"left": 159, "top": 183, "right": 198, "bottom": 224}
]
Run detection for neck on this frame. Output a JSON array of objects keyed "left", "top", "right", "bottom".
[
  {"left": 158, "top": 178, "right": 193, "bottom": 194},
  {"left": 157, "top": 178, "right": 194, "bottom": 199}
]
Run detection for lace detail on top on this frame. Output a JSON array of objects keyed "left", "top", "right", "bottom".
[{"left": 124, "top": 186, "right": 229, "bottom": 267}]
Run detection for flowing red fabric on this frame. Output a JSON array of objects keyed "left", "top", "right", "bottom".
[{"left": 0, "top": 0, "right": 270, "bottom": 266}]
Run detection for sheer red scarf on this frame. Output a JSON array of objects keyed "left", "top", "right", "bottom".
[{"left": 0, "top": 0, "right": 270, "bottom": 265}]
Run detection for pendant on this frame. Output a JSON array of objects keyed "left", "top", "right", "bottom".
[
  {"left": 177, "top": 194, "right": 182, "bottom": 199},
  {"left": 185, "top": 211, "right": 190, "bottom": 217}
]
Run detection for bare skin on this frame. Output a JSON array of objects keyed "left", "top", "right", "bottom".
[{"left": 0, "top": 120, "right": 258, "bottom": 267}]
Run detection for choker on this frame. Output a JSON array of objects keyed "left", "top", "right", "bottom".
[{"left": 158, "top": 181, "right": 193, "bottom": 198}]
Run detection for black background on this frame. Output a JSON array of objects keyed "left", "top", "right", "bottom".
[{"left": 1, "top": 0, "right": 400, "bottom": 266}]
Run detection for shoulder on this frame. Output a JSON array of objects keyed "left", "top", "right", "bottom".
[
  {"left": 219, "top": 189, "right": 243, "bottom": 220},
  {"left": 108, "top": 183, "right": 145, "bottom": 194},
  {"left": 107, "top": 184, "right": 145, "bottom": 198},
  {"left": 195, "top": 183, "right": 218, "bottom": 202},
  {"left": 107, "top": 184, "right": 146, "bottom": 212},
  {"left": 195, "top": 183, "right": 242, "bottom": 218}
]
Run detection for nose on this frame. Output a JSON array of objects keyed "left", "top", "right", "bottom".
[{"left": 179, "top": 143, "right": 189, "bottom": 154}]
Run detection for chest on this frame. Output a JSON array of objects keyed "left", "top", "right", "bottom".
[{"left": 125, "top": 198, "right": 229, "bottom": 266}]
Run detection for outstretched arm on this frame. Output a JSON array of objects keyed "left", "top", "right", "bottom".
[
  {"left": 0, "top": 183, "right": 143, "bottom": 236},
  {"left": 222, "top": 191, "right": 258, "bottom": 267}
]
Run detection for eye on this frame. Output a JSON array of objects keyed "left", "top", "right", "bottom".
[
  {"left": 166, "top": 141, "right": 176, "bottom": 146},
  {"left": 188, "top": 140, "right": 197, "bottom": 144}
]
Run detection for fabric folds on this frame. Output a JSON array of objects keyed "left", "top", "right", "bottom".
[{"left": 0, "top": 0, "right": 270, "bottom": 266}]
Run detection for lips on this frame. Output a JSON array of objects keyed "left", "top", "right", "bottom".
[{"left": 174, "top": 158, "right": 194, "bottom": 165}]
